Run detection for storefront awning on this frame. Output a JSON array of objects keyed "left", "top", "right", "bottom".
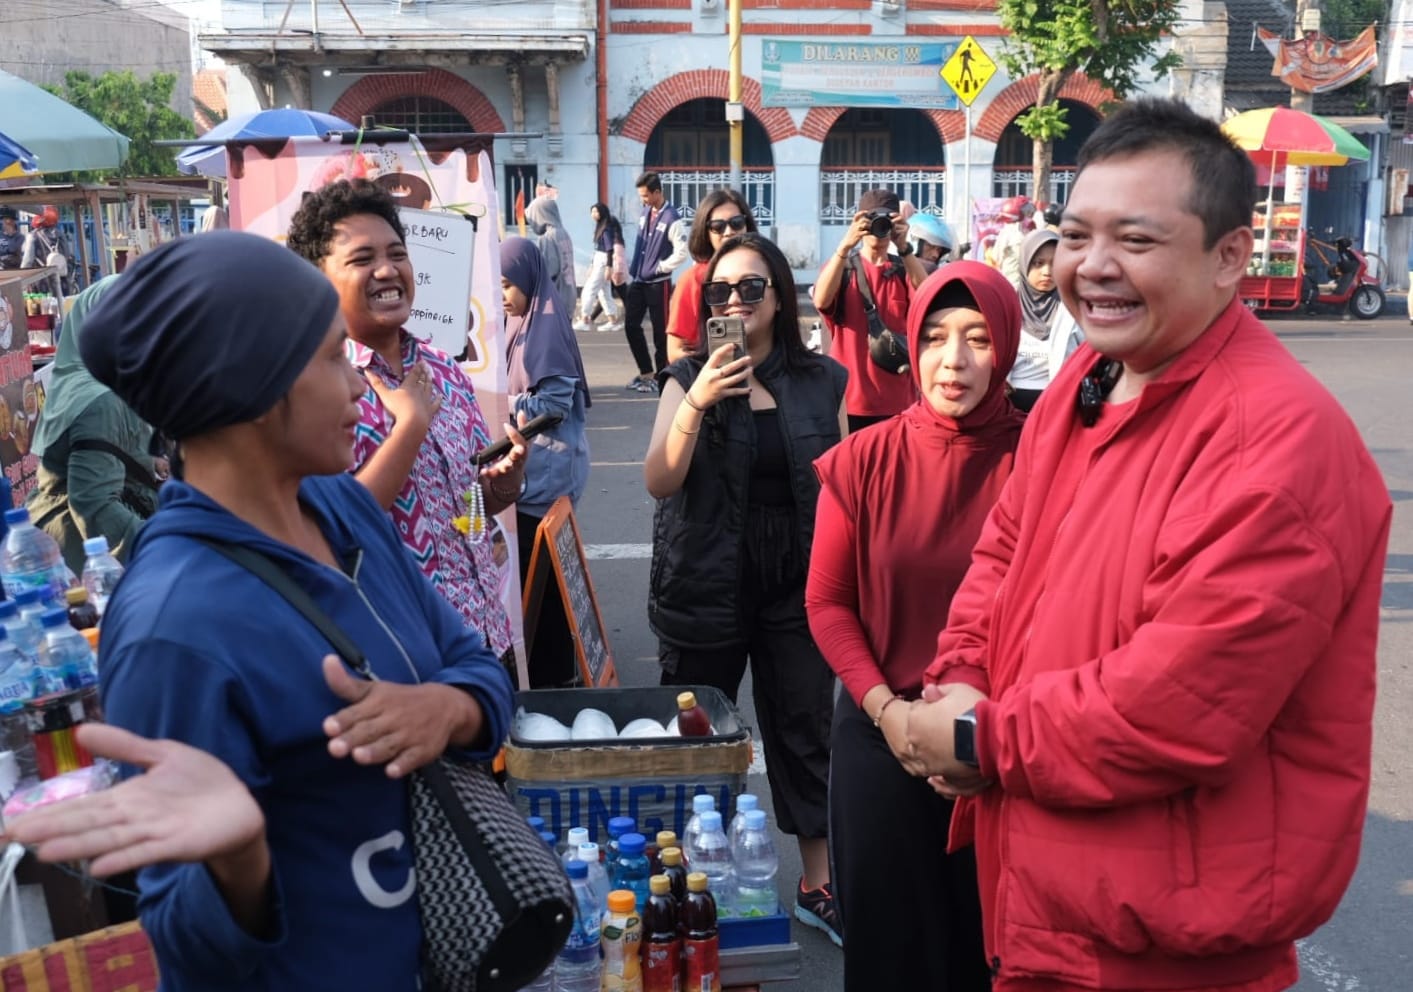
[
  {"left": 1323, "top": 115, "right": 1390, "bottom": 135},
  {"left": 200, "top": 30, "right": 590, "bottom": 64}
]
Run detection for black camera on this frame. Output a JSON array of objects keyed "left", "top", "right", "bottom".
[{"left": 866, "top": 209, "right": 894, "bottom": 239}]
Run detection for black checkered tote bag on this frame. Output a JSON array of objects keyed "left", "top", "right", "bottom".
[{"left": 193, "top": 539, "right": 574, "bottom": 992}]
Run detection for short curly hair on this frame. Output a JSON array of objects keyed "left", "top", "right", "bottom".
[{"left": 286, "top": 179, "right": 407, "bottom": 266}]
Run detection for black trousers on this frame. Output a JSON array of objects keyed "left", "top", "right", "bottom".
[
  {"left": 846, "top": 413, "right": 892, "bottom": 435},
  {"left": 517, "top": 510, "right": 579, "bottom": 688},
  {"left": 830, "top": 693, "right": 991, "bottom": 992},
  {"left": 624, "top": 279, "right": 671, "bottom": 375}
]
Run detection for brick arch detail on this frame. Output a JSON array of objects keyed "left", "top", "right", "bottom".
[
  {"left": 798, "top": 107, "right": 963, "bottom": 151},
  {"left": 618, "top": 70, "right": 796, "bottom": 145},
  {"left": 330, "top": 69, "right": 506, "bottom": 134},
  {"left": 974, "top": 74, "right": 1112, "bottom": 144}
]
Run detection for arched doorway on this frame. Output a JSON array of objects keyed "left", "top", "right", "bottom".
[
  {"left": 644, "top": 98, "right": 776, "bottom": 223},
  {"left": 818, "top": 108, "right": 947, "bottom": 222},
  {"left": 991, "top": 99, "right": 1101, "bottom": 205}
]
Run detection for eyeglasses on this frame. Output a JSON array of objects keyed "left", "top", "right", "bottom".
[
  {"left": 706, "top": 214, "right": 750, "bottom": 236},
  {"left": 703, "top": 276, "right": 773, "bottom": 307}
]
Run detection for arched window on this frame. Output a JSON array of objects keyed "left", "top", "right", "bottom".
[{"left": 369, "top": 96, "right": 472, "bottom": 134}]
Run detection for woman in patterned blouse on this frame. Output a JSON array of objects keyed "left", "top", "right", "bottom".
[{"left": 288, "top": 180, "right": 528, "bottom": 661}]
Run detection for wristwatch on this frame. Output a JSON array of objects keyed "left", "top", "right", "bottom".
[
  {"left": 954, "top": 707, "right": 979, "bottom": 768},
  {"left": 898, "top": 242, "right": 915, "bottom": 258}
]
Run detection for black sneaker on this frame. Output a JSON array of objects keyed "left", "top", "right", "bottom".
[{"left": 794, "top": 877, "right": 842, "bottom": 947}]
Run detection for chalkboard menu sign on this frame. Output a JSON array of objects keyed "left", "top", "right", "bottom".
[{"left": 522, "top": 496, "right": 617, "bottom": 687}]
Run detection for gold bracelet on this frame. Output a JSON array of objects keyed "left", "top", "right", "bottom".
[
  {"left": 673, "top": 421, "right": 699, "bottom": 436},
  {"left": 872, "top": 694, "right": 904, "bottom": 728},
  {"left": 683, "top": 393, "right": 705, "bottom": 412}
]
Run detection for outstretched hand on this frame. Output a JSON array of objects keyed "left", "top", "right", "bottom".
[{"left": 0, "top": 723, "right": 265, "bottom": 878}]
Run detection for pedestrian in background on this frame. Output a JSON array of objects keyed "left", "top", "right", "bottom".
[
  {"left": 575, "top": 201, "right": 626, "bottom": 333},
  {"left": 1007, "top": 227, "right": 1084, "bottom": 412},
  {"left": 984, "top": 196, "right": 1026, "bottom": 288},
  {"left": 525, "top": 194, "right": 578, "bottom": 320},
  {"left": 0, "top": 207, "right": 24, "bottom": 269},
  {"left": 665, "top": 188, "right": 758, "bottom": 364},
  {"left": 807, "top": 261, "right": 1023, "bottom": 992},
  {"left": 645, "top": 233, "right": 848, "bottom": 945},
  {"left": 624, "top": 172, "right": 689, "bottom": 392}
]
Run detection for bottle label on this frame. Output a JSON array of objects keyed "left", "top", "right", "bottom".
[
  {"left": 642, "top": 939, "right": 681, "bottom": 992},
  {"left": 682, "top": 937, "right": 720, "bottom": 992}
]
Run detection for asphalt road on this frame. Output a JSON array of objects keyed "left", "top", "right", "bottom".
[{"left": 570, "top": 303, "right": 1413, "bottom": 992}]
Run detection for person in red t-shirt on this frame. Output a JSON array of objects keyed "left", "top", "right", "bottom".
[
  {"left": 811, "top": 188, "right": 929, "bottom": 433},
  {"left": 665, "top": 189, "right": 758, "bottom": 364}
]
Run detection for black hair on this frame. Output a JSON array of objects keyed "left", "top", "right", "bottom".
[
  {"left": 928, "top": 282, "right": 979, "bottom": 315},
  {"left": 286, "top": 179, "right": 408, "bottom": 266},
  {"left": 636, "top": 171, "right": 662, "bottom": 194},
  {"left": 1075, "top": 97, "right": 1255, "bottom": 250},
  {"left": 699, "top": 233, "right": 813, "bottom": 373},
  {"left": 591, "top": 201, "right": 622, "bottom": 244},
  {"left": 687, "top": 189, "right": 757, "bottom": 262}
]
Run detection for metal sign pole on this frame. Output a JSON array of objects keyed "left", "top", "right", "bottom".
[{"left": 964, "top": 102, "right": 972, "bottom": 250}]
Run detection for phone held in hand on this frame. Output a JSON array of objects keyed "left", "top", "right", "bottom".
[
  {"left": 472, "top": 412, "right": 565, "bottom": 466},
  {"left": 706, "top": 315, "right": 746, "bottom": 359}
]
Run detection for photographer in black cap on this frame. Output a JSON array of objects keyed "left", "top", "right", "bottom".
[{"left": 811, "top": 188, "right": 928, "bottom": 432}]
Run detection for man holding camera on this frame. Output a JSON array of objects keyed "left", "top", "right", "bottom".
[{"left": 812, "top": 188, "right": 928, "bottom": 432}]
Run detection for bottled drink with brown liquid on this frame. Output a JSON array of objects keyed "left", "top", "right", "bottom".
[
  {"left": 674, "top": 691, "right": 711, "bottom": 737},
  {"left": 64, "top": 588, "right": 99, "bottom": 632},
  {"left": 641, "top": 875, "right": 681, "bottom": 992},
  {"left": 660, "top": 847, "right": 688, "bottom": 907},
  {"left": 648, "top": 830, "right": 678, "bottom": 877},
  {"left": 681, "top": 872, "right": 720, "bottom": 992}
]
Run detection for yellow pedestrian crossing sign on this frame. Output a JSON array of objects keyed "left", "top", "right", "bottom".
[{"left": 941, "top": 36, "right": 996, "bottom": 106}]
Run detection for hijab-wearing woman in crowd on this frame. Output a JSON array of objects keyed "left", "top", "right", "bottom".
[
  {"left": 644, "top": 232, "right": 848, "bottom": 944},
  {"left": 664, "top": 189, "right": 758, "bottom": 364},
  {"left": 287, "top": 180, "right": 527, "bottom": 665},
  {"left": 575, "top": 201, "right": 626, "bottom": 333},
  {"left": 525, "top": 194, "right": 578, "bottom": 320},
  {"left": 1007, "top": 227, "right": 1083, "bottom": 412},
  {"left": 8, "top": 232, "right": 514, "bottom": 991},
  {"left": 806, "top": 261, "right": 1025, "bottom": 991},
  {"left": 501, "top": 236, "right": 592, "bottom": 687},
  {"left": 27, "top": 276, "right": 165, "bottom": 573}
]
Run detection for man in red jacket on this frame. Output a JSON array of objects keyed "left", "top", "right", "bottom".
[{"left": 904, "top": 97, "right": 1392, "bottom": 992}]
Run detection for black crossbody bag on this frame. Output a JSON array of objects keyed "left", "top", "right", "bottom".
[{"left": 849, "top": 253, "right": 911, "bottom": 376}]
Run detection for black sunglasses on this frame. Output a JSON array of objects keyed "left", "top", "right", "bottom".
[
  {"left": 703, "top": 276, "right": 773, "bottom": 307},
  {"left": 706, "top": 214, "right": 750, "bottom": 236}
]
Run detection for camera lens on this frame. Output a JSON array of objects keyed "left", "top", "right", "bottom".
[{"left": 868, "top": 211, "right": 893, "bottom": 239}]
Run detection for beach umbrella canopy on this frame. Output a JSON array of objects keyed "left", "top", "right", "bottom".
[
  {"left": 1221, "top": 106, "right": 1370, "bottom": 167},
  {"left": 0, "top": 68, "right": 130, "bottom": 173},
  {"left": 0, "top": 129, "right": 40, "bottom": 179},
  {"left": 176, "top": 108, "right": 355, "bottom": 177}
]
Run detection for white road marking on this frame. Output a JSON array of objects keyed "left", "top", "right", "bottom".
[
  {"left": 589, "top": 460, "right": 644, "bottom": 468},
  {"left": 588, "top": 425, "right": 631, "bottom": 431},
  {"left": 585, "top": 543, "right": 652, "bottom": 560},
  {"left": 1296, "top": 939, "right": 1364, "bottom": 991}
]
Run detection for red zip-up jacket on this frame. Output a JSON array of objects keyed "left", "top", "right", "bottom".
[{"left": 927, "top": 298, "right": 1391, "bottom": 992}]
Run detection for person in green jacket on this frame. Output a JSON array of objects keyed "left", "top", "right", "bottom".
[{"left": 27, "top": 276, "right": 166, "bottom": 574}]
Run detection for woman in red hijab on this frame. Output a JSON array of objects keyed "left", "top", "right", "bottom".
[{"left": 805, "top": 260, "right": 1023, "bottom": 991}]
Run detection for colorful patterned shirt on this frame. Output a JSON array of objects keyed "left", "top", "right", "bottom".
[{"left": 347, "top": 331, "right": 513, "bottom": 655}]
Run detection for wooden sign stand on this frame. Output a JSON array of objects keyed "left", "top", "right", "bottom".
[{"left": 521, "top": 496, "right": 618, "bottom": 687}]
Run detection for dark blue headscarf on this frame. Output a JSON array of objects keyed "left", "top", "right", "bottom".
[
  {"left": 81, "top": 231, "right": 340, "bottom": 439},
  {"left": 500, "top": 236, "right": 589, "bottom": 404}
]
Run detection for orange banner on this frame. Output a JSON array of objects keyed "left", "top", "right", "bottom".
[{"left": 1257, "top": 25, "right": 1378, "bottom": 94}]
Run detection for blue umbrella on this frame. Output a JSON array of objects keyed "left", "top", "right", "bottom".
[
  {"left": 0, "top": 129, "right": 39, "bottom": 177},
  {"left": 177, "top": 108, "right": 355, "bottom": 177}
]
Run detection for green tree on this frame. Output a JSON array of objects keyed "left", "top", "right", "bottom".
[
  {"left": 44, "top": 70, "right": 195, "bottom": 177},
  {"left": 996, "top": 0, "right": 1183, "bottom": 202}
]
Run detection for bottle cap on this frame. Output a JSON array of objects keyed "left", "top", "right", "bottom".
[
  {"left": 0, "top": 601, "right": 17, "bottom": 619},
  {"left": 656, "top": 830, "right": 678, "bottom": 849},
  {"left": 40, "top": 608, "right": 69, "bottom": 628},
  {"left": 650, "top": 875, "right": 670, "bottom": 895},
  {"left": 82, "top": 628, "right": 99, "bottom": 652},
  {"left": 13, "top": 589, "right": 41, "bottom": 606},
  {"left": 3, "top": 508, "right": 30, "bottom": 526},
  {"left": 661, "top": 847, "right": 682, "bottom": 866},
  {"left": 81, "top": 536, "right": 111, "bottom": 556},
  {"left": 619, "top": 832, "right": 646, "bottom": 856},
  {"left": 744, "top": 809, "right": 767, "bottom": 831},
  {"left": 64, "top": 588, "right": 89, "bottom": 606},
  {"left": 578, "top": 842, "right": 600, "bottom": 861},
  {"left": 692, "top": 794, "right": 715, "bottom": 815},
  {"left": 0, "top": 626, "right": 8, "bottom": 642},
  {"left": 539, "top": 830, "right": 557, "bottom": 849},
  {"left": 686, "top": 872, "right": 709, "bottom": 893},
  {"left": 567, "top": 859, "right": 589, "bottom": 879},
  {"left": 607, "top": 890, "right": 637, "bottom": 913},
  {"left": 699, "top": 810, "right": 723, "bottom": 832},
  {"left": 736, "top": 794, "right": 759, "bottom": 814},
  {"left": 527, "top": 815, "right": 546, "bottom": 833},
  {"left": 566, "top": 826, "right": 589, "bottom": 848},
  {"left": 607, "top": 815, "right": 635, "bottom": 838},
  {"left": 676, "top": 691, "right": 698, "bottom": 711}
]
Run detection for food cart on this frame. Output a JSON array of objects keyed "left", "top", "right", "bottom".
[{"left": 1239, "top": 199, "right": 1306, "bottom": 312}]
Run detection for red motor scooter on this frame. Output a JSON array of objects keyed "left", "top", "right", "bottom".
[{"left": 1303, "top": 236, "right": 1385, "bottom": 319}]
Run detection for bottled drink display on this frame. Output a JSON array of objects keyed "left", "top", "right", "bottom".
[
  {"left": 615, "top": 832, "right": 650, "bottom": 910},
  {"left": 641, "top": 875, "right": 682, "bottom": 992},
  {"left": 660, "top": 847, "right": 688, "bottom": 907},
  {"left": 600, "top": 889, "right": 642, "bottom": 992},
  {"left": 555, "top": 859, "right": 601, "bottom": 992},
  {"left": 563, "top": 826, "right": 591, "bottom": 865},
  {"left": 682, "top": 872, "right": 721, "bottom": 992},
  {"left": 682, "top": 793, "right": 716, "bottom": 862},
  {"left": 37, "top": 608, "right": 97, "bottom": 693},
  {"left": 685, "top": 811, "right": 735, "bottom": 917},
  {"left": 0, "top": 508, "right": 67, "bottom": 601},
  {"left": 728, "top": 793, "right": 759, "bottom": 852},
  {"left": 674, "top": 691, "right": 712, "bottom": 737},
  {"left": 731, "top": 809, "right": 779, "bottom": 917},
  {"left": 648, "top": 829, "right": 677, "bottom": 877},
  {"left": 65, "top": 587, "right": 99, "bottom": 631},
  {"left": 80, "top": 535, "right": 124, "bottom": 619},
  {"left": 578, "top": 842, "right": 611, "bottom": 909}
]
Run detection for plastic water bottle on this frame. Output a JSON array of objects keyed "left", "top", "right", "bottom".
[
  {"left": 686, "top": 810, "right": 736, "bottom": 917},
  {"left": 0, "top": 599, "right": 41, "bottom": 666},
  {"left": 0, "top": 508, "right": 67, "bottom": 601},
  {"left": 80, "top": 536, "right": 124, "bottom": 619},
  {"left": 527, "top": 814, "right": 547, "bottom": 835},
  {"left": 729, "top": 793, "right": 760, "bottom": 852},
  {"left": 562, "top": 826, "right": 590, "bottom": 866},
  {"left": 0, "top": 627, "right": 35, "bottom": 709},
  {"left": 554, "top": 859, "right": 601, "bottom": 992},
  {"left": 682, "top": 793, "right": 716, "bottom": 865},
  {"left": 732, "top": 809, "right": 779, "bottom": 918},
  {"left": 38, "top": 608, "right": 97, "bottom": 692},
  {"left": 605, "top": 815, "right": 635, "bottom": 885},
  {"left": 577, "top": 842, "right": 611, "bottom": 909},
  {"left": 616, "top": 832, "right": 651, "bottom": 911}
]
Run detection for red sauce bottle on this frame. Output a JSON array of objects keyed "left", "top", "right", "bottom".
[
  {"left": 675, "top": 691, "right": 712, "bottom": 737},
  {"left": 681, "top": 871, "right": 721, "bottom": 992}
]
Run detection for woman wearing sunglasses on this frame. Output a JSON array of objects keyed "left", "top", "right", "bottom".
[
  {"left": 644, "top": 232, "right": 849, "bottom": 943},
  {"left": 664, "top": 189, "right": 758, "bottom": 364}
]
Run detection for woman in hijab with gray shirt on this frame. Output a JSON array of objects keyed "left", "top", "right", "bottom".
[
  {"left": 1007, "top": 227, "right": 1084, "bottom": 413},
  {"left": 524, "top": 194, "right": 578, "bottom": 319}
]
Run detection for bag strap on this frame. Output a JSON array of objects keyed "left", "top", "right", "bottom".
[
  {"left": 850, "top": 254, "right": 902, "bottom": 338},
  {"left": 68, "top": 439, "right": 159, "bottom": 490}
]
